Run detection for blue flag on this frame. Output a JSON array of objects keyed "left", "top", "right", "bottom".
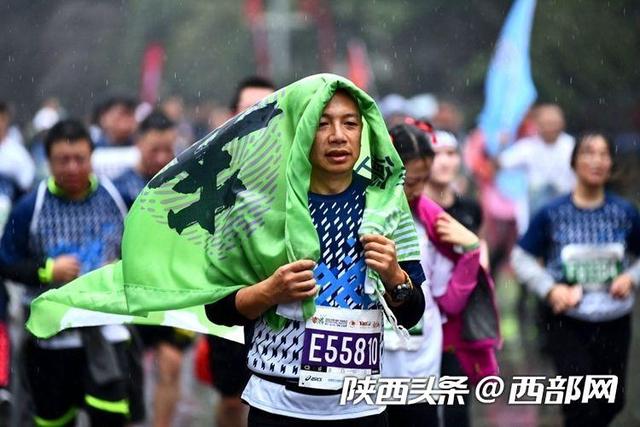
[{"left": 479, "top": 0, "right": 537, "bottom": 157}]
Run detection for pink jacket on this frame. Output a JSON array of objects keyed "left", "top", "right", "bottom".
[
  {"left": 414, "top": 196, "right": 480, "bottom": 351},
  {"left": 415, "top": 195, "right": 501, "bottom": 384}
]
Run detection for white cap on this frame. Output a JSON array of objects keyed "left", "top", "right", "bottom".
[
  {"left": 379, "top": 94, "right": 408, "bottom": 117},
  {"left": 406, "top": 94, "right": 438, "bottom": 120}
]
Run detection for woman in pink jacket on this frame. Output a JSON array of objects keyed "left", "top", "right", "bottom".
[{"left": 384, "top": 120, "right": 488, "bottom": 427}]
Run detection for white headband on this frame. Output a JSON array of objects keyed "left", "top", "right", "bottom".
[{"left": 432, "top": 130, "right": 458, "bottom": 149}]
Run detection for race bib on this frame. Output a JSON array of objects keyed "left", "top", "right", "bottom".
[
  {"left": 299, "top": 306, "right": 382, "bottom": 390},
  {"left": 561, "top": 243, "right": 624, "bottom": 293}
]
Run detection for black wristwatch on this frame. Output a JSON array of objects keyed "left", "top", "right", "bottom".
[{"left": 390, "top": 271, "right": 414, "bottom": 303}]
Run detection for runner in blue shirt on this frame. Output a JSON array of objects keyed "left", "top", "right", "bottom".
[
  {"left": 512, "top": 132, "right": 640, "bottom": 427},
  {"left": 206, "top": 89, "right": 426, "bottom": 426},
  {"left": 0, "top": 120, "right": 132, "bottom": 427}
]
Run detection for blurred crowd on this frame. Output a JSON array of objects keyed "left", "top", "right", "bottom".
[{"left": 0, "top": 74, "right": 638, "bottom": 427}]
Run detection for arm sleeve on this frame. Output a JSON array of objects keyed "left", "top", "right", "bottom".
[
  {"left": 0, "top": 258, "right": 47, "bottom": 286},
  {"left": 388, "top": 260, "right": 426, "bottom": 329},
  {"left": 518, "top": 207, "right": 550, "bottom": 259},
  {"left": 204, "top": 290, "right": 253, "bottom": 327},
  {"left": 511, "top": 246, "right": 555, "bottom": 299},
  {"left": 498, "top": 143, "right": 528, "bottom": 170},
  {"left": 0, "top": 193, "right": 46, "bottom": 287},
  {"left": 624, "top": 259, "right": 640, "bottom": 289},
  {"left": 627, "top": 203, "right": 640, "bottom": 256}
]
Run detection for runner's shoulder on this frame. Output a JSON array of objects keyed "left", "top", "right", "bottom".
[
  {"left": 112, "top": 167, "right": 138, "bottom": 187},
  {"left": 10, "top": 184, "right": 39, "bottom": 217},
  {"left": 605, "top": 192, "right": 638, "bottom": 214},
  {"left": 541, "top": 193, "right": 573, "bottom": 213}
]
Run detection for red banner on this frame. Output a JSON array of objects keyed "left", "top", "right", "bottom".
[
  {"left": 139, "top": 43, "right": 165, "bottom": 105},
  {"left": 244, "top": 0, "right": 270, "bottom": 77},
  {"left": 347, "top": 39, "right": 372, "bottom": 91}
]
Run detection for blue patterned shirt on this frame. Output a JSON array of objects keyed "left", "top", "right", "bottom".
[
  {"left": 113, "top": 168, "right": 149, "bottom": 208},
  {"left": 247, "top": 175, "right": 424, "bottom": 376},
  {"left": 519, "top": 193, "right": 640, "bottom": 320}
]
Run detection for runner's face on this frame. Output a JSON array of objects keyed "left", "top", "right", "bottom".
[
  {"left": 429, "top": 146, "right": 460, "bottom": 186},
  {"left": 102, "top": 105, "right": 137, "bottom": 144},
  {"left": 48, "top": 139, "right": 93, "bottom": 195},
  {"left": 236, "top": 87, "right": 274, "bottom": 113},
  {"left": 138, "top": 128, "right": 177, "bottom": 177},
  {"left": 536, "top": 106, "right": 564, "bottom": 143},
  {"left": 310, "top": 92, "right": 362, "bottom": 178},
  {"left": 403, "top": 158, "right": 431, "bottom": 202},
  {"left": 574, "top": 135, "right": 612, "bottom": 187}
]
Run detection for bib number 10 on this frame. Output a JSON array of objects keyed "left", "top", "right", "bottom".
[{"left": 307, "top": 332, "right": 379, "bottom": 369}]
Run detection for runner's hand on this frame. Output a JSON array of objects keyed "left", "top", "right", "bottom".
[
  {"left": 263, "top": 260, "right": 318, "bottom": 304},
  {"left": 435, "top": 212, "right": 479, "bottom": 248},
  {"left": 52, "top": 255, "right": 81, "bottom": 284},
  {"left": 547, "top": 284, "right": 581, "bottom": 314},
  {"left": 361, "top": 234, "right": 404, "bottom": 289},
  {"left": 610, "top": 273, "right": 634, "bottom": 299}
]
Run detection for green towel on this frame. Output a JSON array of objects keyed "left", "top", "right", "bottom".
[{"left": 27, "top": 73, "right": 420, "bottom": 339}]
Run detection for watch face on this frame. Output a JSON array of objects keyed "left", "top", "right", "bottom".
[{"left": 393, "top": 284, "right": 412, "bottom": 302}]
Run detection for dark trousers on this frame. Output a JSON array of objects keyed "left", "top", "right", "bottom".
[
  {"left": 248, "top": 406, "right": 388, "bottom": 427},
  {"left": 387, "top": 402, "right": 438, "bottom": 427},
  {"left": 440, "top": 351, "right": 470, "bottom": 427},
  {"left": 208, "top": 334, "right": 252, "bottom": 397},
  {"left": 24, "top": 339, "right": 130, "bottom": 427},
  {"left": 547, "top": 312, "right": 631, "bottom": 427}
]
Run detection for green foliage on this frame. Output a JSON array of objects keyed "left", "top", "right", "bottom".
[{"left": 531, "top": 0, "right": 640, "bottom": 131}]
